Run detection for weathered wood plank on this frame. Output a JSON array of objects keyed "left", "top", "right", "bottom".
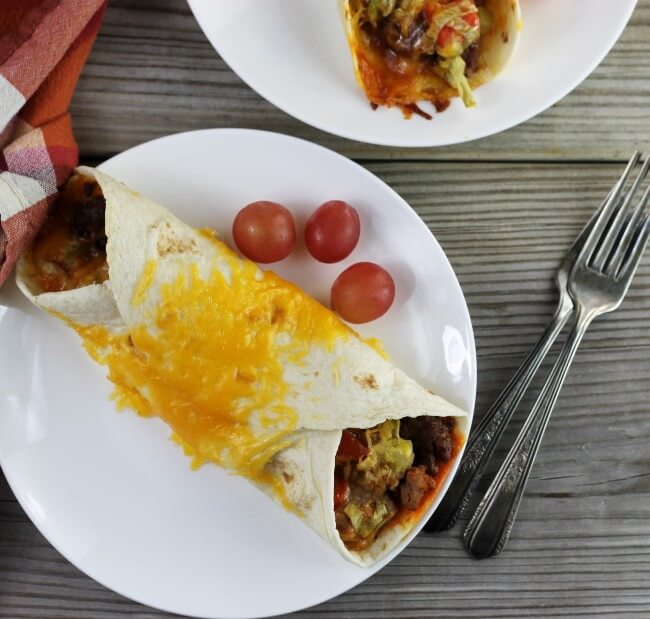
[
  {"left": 70, "top": 0, "right": 650, "bottom": 162},
  {"left": 1, "top": 161, "right": 649, "bottom": 618},
  {"left": 0, "top": 471, "right": 14, "bottom": 502}
]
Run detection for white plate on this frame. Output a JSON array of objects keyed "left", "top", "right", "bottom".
[
  {"left": 0, "top": 129, "right": 476, "bottom": 618},
  {"left": 187, "top": 0, "right": 637, "bottom": 148}
]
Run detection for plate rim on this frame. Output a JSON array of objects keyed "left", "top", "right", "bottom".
[
  {"left": 187, "top": 0, "right": 638, "bottom": 148},
  {"left": 0, "top": 128, "right": 477, "bottom": 618}
]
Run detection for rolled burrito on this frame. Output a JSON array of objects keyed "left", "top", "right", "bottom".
[
  {"left": 16, "top": 167, "right": 468, "bottom": 566},
  {"left": 340, "top": 0, "right": 521, "bottom": 114}
]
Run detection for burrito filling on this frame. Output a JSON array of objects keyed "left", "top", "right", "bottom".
[
  {"left": 348, "top": 0, "right": 499, "bottom": 113},
  {"left": 335, "top": 415, "right": 460, "bottom": 550},
  {"left": 23, "top": 174, "right": 107, "bottom": 293}
]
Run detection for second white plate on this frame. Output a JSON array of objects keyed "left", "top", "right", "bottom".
[{"left": 188, "top": 0, "right": 637, "bottom": 147}]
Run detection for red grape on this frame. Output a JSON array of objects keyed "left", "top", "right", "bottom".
[
  {"left": 232, "top": 201, "right": 296, "bottom": 263},
  {"left": 305, "top": 200, "right": 360, "bottom": 263},
  {"left": 331, "top": 262, "right": 395, "bottom": 324}
]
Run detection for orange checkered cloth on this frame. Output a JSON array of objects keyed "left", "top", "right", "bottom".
[{"left": 0, "top": 0, "right": 106, "bottom": 285}]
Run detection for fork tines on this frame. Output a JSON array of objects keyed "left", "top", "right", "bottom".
[{"left": 586, "top": 152, "right": 650, "bottom": 279}]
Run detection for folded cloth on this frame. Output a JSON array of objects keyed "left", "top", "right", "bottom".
[{"left": 0, "top": 0, "right": 107, "bottom": 286}]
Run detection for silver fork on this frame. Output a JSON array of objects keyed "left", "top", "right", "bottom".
[
  {"left": 425, "top": 183, "right": 621, "bottom": 533},
  {"left": 463, "top": 154, "right": 650, "bottom": 559}
]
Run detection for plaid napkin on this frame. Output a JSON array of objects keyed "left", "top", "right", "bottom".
[{"left": 0, "top": 0, "right": 107, "bottom": 286}]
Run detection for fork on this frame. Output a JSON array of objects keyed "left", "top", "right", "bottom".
[
  {"left": 425, "top": 184, "right": 620, "bottom": 533},
  {"left": 463, "top": 153, "right": 650, "bottom": 559}
]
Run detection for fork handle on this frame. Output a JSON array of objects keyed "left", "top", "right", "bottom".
[
  {"left": 424, "top": 299, "right": 573, "bottom": 533},
  {"left": 463, "top": 310, "right": 592, "bottom": 559}
]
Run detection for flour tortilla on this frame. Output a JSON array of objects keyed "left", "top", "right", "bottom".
[
  {"left": 16, "top": 266, "right": 124, "bottom": 331},
  {"left": 16, "top": 166, "right": 467, "bottom": 565}
]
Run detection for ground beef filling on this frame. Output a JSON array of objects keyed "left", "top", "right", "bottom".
[
  {"left": 462, "top": 42, "right": 480, "bottom": 73},
  {"left": 401, "top": 415, "right": 455, "bottom": 474},
  {"left": 23, "top": 174, "right": 108, "bottom": 293},
  {"left": 357, "top": 1, "right": 481, "bottom": 79},
  {"left": 334, "top": 416, "right": 457, "bottom": 551}
]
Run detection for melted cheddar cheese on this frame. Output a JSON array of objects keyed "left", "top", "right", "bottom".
[{"left": 68, "top": 236, "right": 355, "bottom": 500}]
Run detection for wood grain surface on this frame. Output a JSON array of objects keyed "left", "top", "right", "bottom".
[
  {"left": 2, "top": 1, "right": 650, "bottom": 618},
  {"left": 70, "top": 0, "right": 650, "bottom": 161}
]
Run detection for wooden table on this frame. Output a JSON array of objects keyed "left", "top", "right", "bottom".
[{"left": 2, "top": 1, "right": 650, "bottom": 617}]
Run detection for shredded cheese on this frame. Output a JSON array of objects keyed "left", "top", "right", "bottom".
[{"left": 65, "top": 233, "right": 355, "bottom": 501}]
